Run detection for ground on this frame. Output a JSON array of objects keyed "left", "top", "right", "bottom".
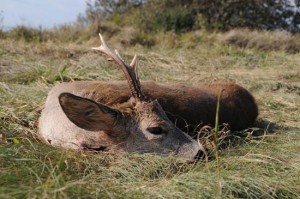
[{"left": 0, "top": 30, "right": 299, "bottom": 198}]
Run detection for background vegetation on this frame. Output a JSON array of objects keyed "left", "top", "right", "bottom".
[{"left": 0, "top": 0, "right": 299, "bottom": 198}]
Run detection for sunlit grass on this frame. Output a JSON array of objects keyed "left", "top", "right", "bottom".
[{"left": 0, "top": 29, "right": 299, "bottom": 198}]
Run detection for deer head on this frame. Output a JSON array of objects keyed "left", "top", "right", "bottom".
[{"left": 58, "top": 34, "right": 201, "bottom": 162}]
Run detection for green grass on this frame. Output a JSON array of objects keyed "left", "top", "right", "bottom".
[{"left": 0, "top": 30, "right": 300, "bottom": 198}]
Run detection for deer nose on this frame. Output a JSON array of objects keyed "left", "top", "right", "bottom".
[
  {"left": 193, "top": 150, "right": 206, "bottom": 162},
  {"left": 176, "top": 139, "right": 202, "bottom": 163}
]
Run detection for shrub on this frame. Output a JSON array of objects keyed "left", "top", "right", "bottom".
[
  {"left": 9, "top": 26, "right": 44, "bottom": 42},
  {"left": 152, "top": 6, "right": 195, "bottom": 33},
  {"left": 130, "top": 32, "right": 156, "bottom": 47},
  {"left": 185, "top": 0, "right": 300, "bottom": 33},
  {"left": 223, "top": 29, "right": 300, "bottom": 53},
  {"left": 84, "top": 0, "right": 300, "bottom": 33}
]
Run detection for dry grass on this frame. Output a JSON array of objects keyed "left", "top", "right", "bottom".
[
  {"left": 223, "top": 29, "right": 300, "bottom": 53},
  {"left": 0, "top": 29, "right": 300, "bottom": 198}
]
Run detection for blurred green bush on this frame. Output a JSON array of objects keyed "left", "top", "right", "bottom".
[{"left": 1, "top": 0, "right": 299, "bottom": 44}]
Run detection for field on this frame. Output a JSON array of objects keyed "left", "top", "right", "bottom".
[{"left": 0, "top": 29, "right": 300, "bottom": 198}]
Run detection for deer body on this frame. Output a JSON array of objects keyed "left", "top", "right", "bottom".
[
  {"left": 38, "top": 34, "right": 258, "bottom": 162},
  {"left": 39, "top": 81, "right": 257, "bottom": 149},
  {"left": 39, "top": 80, "right": 201, "bottom": 159}
]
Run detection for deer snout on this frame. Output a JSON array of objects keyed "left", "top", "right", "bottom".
[{"left": 176, "top": 139, "right": 202, "bottom": 163}]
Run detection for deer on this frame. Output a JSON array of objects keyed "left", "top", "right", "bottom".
[{"left": 38, "top": 34, "right": 258, "bottom": 162}]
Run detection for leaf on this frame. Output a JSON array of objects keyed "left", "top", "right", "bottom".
[{"left": 13, "top": 138, "right": 20, "bottom": 144}]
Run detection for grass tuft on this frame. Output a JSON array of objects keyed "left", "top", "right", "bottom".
[{"left": 223, "top": 29, "right": 300, "bottom": 53}]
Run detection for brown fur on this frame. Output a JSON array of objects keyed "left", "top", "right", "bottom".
[{"left": 50, "top": 80, "right": 258, "bottom": 133}]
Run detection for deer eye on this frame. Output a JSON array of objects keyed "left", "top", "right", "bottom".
[{"left": 147, "top": 127, "right": 165, "bottom": 135}]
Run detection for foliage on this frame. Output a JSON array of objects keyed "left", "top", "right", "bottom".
[
  {"left": 0, "top": 10, "right": 3, "bottom": 28},
  {"left": 0, "top": 11, "right": 5, "bottom": 38},
  {"left": 8, "top": 25, "right": 45, "bottom": 42},
  {"left": 85, "top": 0, "right": 198, "bottom": 33},
  {"left": 82, "top": 0, "right": 300, "bottom": 33},
  {"left": 84, "top": 0, "right": 144, "bottom": 25},
  {"left": 1, "top": 0, "right": 299, "bottom": 45},
  {"left": 153, "top": 7, "right": 195, "bottom": 33},
  {"left": 194, "top": 0, "right": 299, "bottom": 32},
  {"left": 130, "top": 32, "right": 156, "bottom": 47}
]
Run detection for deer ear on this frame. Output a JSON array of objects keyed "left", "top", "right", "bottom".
[{"left": 58, "top": 93, "right": 121, "bottom": 131}]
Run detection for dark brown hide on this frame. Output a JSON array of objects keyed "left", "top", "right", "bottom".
[{"left": 59, "top": 81, "right": 258, "bottom": 134}]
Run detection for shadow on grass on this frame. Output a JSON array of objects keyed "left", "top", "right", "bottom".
[
  {"left": 194, "top": 118, "right": 300, "bottom": 161},
  {"left": 255, "top": 118, "right": 300, "bottom": 133}
]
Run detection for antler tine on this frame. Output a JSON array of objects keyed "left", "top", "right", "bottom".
[
  {"left": 130, "top": 54, "right": 138, "bottom": 75},
  {"left": 92, "top": 34, "right": 125, "bottom": 70},
  {"left": 115, "top": 49, "right": 139, "bottom": 80},
  {"left": 92, "top": 33, "right": 147, "bottom": 101},
  {"left": 114, "top": 49, "right": 125, "bottom": 63}
]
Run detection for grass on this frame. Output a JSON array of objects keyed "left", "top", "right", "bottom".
[
  {"left": 0, "top": 29, "right": 300, "bottom": 198},
  {"left": 223, "top": 29, "right": 300, "bottom": 54}
]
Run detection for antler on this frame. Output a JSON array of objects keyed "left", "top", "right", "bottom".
[{"left": 92, "top": 34, "right": 147, "bottom": 102}]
